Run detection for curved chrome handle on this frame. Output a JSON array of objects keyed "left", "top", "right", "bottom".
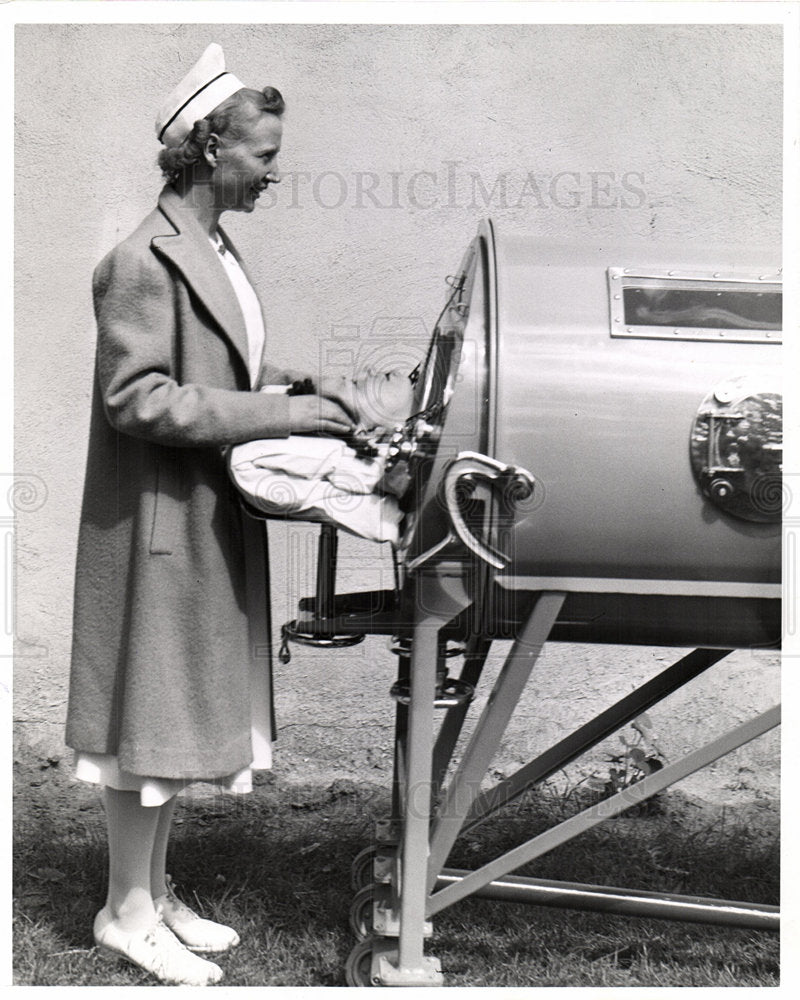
[{"left": 443, "top": 451, "right": 535, "bottom": 570}]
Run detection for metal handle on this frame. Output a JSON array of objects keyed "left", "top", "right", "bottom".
[{"left": 443, "top": 451, "right": 535, "bottom": 570}]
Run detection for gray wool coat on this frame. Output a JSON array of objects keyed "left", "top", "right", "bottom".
[{"left": 65, "top": 185, "right": 300, "bottom": 780}]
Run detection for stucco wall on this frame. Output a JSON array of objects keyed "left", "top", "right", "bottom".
[{"left": 13, "top": 23, "right": 782, "bottom": 797}]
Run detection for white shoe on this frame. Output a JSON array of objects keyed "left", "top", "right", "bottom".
[
  {"left": 155, "top": 877, "right": 240, "bottom": 954},
  {"left": 93, "top": 906, "right": 224, "bottom": 985}
]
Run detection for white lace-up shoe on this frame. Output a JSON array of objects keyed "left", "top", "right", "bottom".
[
  {"left": 154, "top": 877, "right": 240, "bottom": 954},
  {"left": 93, "top": 906, "right": 224, "bottom": 985}
]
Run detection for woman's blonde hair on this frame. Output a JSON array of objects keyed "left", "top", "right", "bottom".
[{"left": 158, "top": 86, "right": 285, "bottom": 184}]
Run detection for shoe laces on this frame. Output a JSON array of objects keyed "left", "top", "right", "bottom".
[{"left": 162, "top": 875, "right": 201, "bottom": 922}]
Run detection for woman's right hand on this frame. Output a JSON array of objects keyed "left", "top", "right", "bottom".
[{"left": 288, "top": 394, "right": 356, "bottom": 436}]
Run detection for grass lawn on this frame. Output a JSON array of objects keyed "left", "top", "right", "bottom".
[{"left": 13, "top": 750, "right": 778, "bottom": 987}]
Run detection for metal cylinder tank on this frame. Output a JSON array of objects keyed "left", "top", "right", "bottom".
[
  {"left": 390, "top": 221, "right": 781, "bottom": 646},
  {"left": 490, "top": 229, "right": 781, "bottom": 594}
]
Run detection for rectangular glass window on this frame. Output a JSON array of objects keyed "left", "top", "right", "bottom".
[
  {"left": 608, "top": 269, "right": 782, "bottom": 343},
  {"left": 623, "top": 285, "right": 781, "bottom": 330}
]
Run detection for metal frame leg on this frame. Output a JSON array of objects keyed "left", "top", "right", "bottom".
[
  {"left": 391, "top": 651, "right": 409, "bottom": 824},
  {"left": 430, "top": 634, "right": 493, "bottom": 797},
  {"left": 426, "top": 592, "right": 567, "bottom": 889},
  {"left": 377, "top": 570, "right": 472, "bottom": 986},
  {"left": 395, "top": 618, "right": 441, "bottom": 982}
]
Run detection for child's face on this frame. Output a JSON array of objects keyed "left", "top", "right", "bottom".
[{"left": 353, "top": 369, "right": 415, "bottom": 429}]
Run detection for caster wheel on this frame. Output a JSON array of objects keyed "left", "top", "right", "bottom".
[
  {"left": 349, "top": 884, "right": 375, "bottom": 940},
  {"left": 350, "top": 845, "right": 377, "bottom": 890},
  {"left": 345, "top": 936, "right": 380, "bottom": 986}
]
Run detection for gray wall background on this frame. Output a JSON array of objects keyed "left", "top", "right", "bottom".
[{"left": 14, "top": 23, "right": 781, "bottom": 799}]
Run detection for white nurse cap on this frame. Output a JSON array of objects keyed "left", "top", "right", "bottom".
[{"left": 156, "top": 43, "right": 245, "bottom": 147}]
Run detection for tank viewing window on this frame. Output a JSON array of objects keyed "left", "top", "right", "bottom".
[{"left": 608, "top": 268, "right": 782, "bottom": 343}]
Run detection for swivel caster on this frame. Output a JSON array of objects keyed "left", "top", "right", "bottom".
[
  {"left": 344, "top": 937, "right": 443, "bottom": 987},
  {"left": 349, "top": 884, "right": 375, "bottom": 940},
  {"left": 345, "top": 936, "right": 383, "bottom": 986},
  {"left": 350, "top": 845, "right": 378, "bottom": 891}
]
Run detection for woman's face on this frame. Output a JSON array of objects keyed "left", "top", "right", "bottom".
[{"left": 211, "top": 112, "right": 282, "bottom": 214}]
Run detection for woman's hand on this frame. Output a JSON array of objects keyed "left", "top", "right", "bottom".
[
  {"left": 316, "top": 375, "right": 358, "bottom": 421},
  {"left": 288, "top": 394, "right": 356, "bottom": 436}
]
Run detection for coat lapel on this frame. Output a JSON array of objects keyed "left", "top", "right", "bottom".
[{"left": 150, "top": 186, "right": 251, "bottom": 378}]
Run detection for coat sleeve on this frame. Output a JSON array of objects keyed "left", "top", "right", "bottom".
[
  {"left": 94, "top": 243, "right": 292, "bottom": 447},
  {"left": 257, "top": 359, "right": 310, "bottom": 389}
]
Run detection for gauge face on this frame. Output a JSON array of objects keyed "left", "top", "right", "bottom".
[{"left": 689, "top": 376, "right": 782, "bottom": 523}]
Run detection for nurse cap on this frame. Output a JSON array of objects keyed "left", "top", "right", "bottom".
[{"left": 156, "top": 43, "right": 245, "bottom": 147}]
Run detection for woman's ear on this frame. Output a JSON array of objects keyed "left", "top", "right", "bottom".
[{"left": 203, "top": 133, "right": 221, "bottom": 168}]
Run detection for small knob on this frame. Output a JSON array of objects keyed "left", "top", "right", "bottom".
[
  {"left": 714, "top": 387, "right": 737, "bottom": 404},
  {"left": 709, "top": 477, "right": 735, "bottom": 500}
]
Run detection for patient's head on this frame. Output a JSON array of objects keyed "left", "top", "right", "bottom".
[
  {"left": 355, "top": 369, "right": 414, "bottom": 428},
  {"left": 330, "top": 368, "right": 415, "bottom": 430}
]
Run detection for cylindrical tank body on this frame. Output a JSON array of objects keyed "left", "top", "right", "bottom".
[
  {"left": 490, "top": 231, "right": 781, "bottom": 593},
  {"left": 396, "top": 221, "right": 781, "bottom": 646}
]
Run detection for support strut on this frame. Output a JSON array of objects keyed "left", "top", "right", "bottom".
[
  {"left": 434, "top": 869, "right": 778, "bottom": 931},
  {"left": 426, "top": 592, "right": 567, "bottom": 891},
  {"left": 427, "top": 704, "right": 780, "bottom": 917},
  {"left": 463, "top": 646, "right": 732, "bottom": 833}
]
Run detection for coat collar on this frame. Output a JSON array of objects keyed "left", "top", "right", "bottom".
[{"left": 150, "top": 185, "right": 251, "bottom": 379}]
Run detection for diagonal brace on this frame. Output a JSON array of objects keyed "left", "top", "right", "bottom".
[
  {"left": 426, "top": 592, "right": 566, "bottom": 892},
  {"left": 427, "top": 703, "right": 780, "bottom": 917},
  {"left": 463, "top": 646, "right": 731, "bottom": 833}
]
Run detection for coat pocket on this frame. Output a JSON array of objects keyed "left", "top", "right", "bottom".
[{"left": 150, "top": 452, "right": 183, "bottom": 555}]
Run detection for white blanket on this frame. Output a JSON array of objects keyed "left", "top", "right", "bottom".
[{"left": 228, "top": 436, "right": 402, "bottom": 544}]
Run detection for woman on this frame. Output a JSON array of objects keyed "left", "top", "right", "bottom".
[{"left": 65, "top": 44, "right": 354, "bottom": 986}]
